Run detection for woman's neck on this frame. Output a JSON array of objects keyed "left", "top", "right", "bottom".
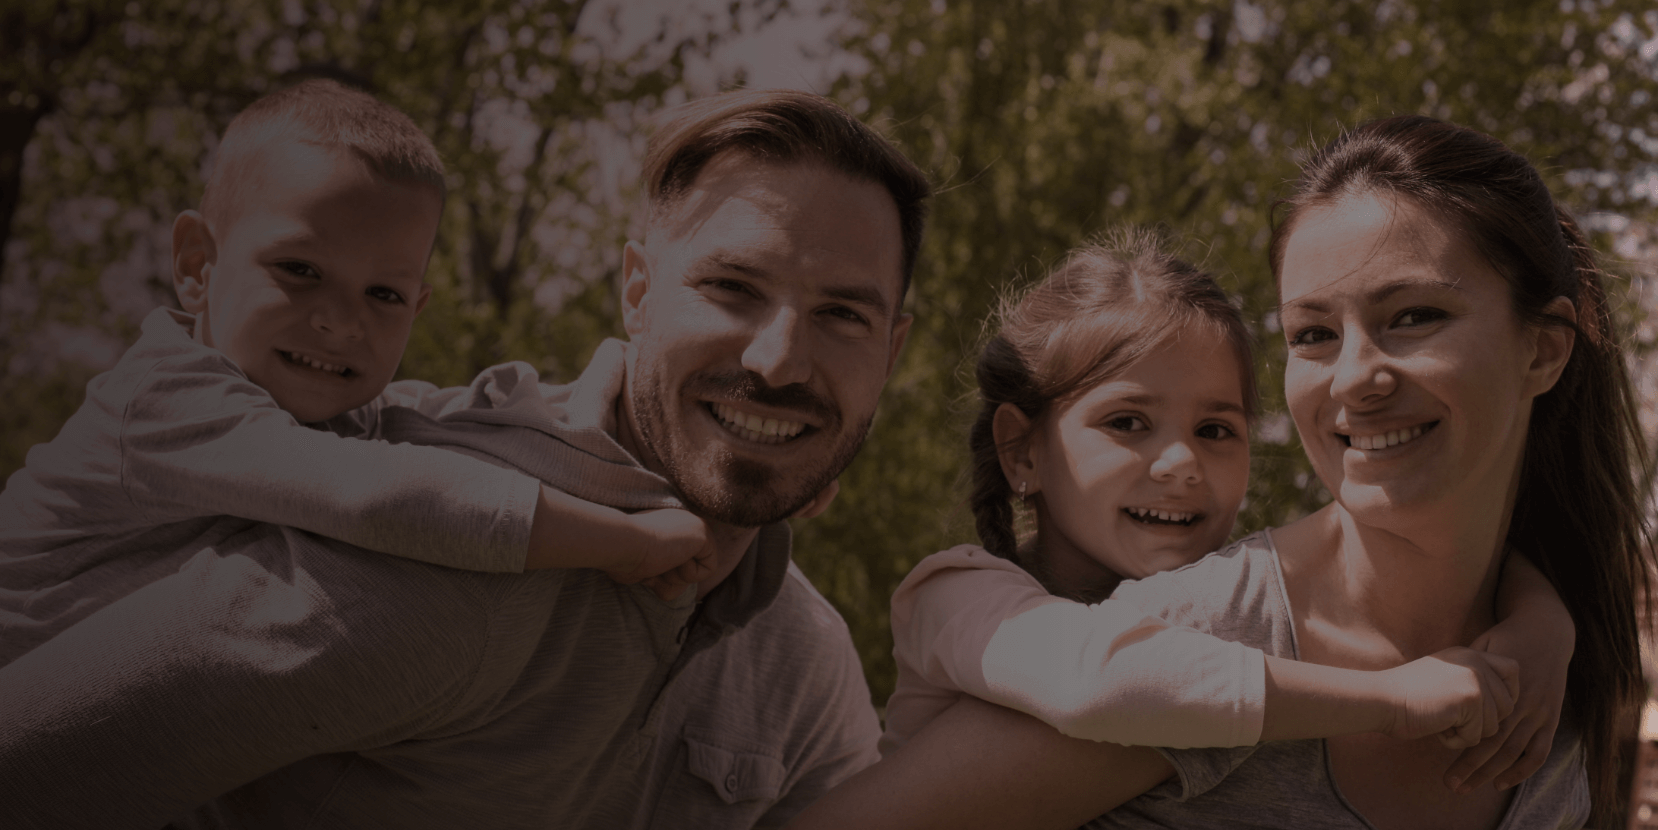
[{"left": 1281, "top": 502, "right": 1507, "bottom": 665}]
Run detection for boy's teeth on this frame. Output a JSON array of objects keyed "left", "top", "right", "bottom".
[
  {"left": 286, "top": 351, "right": 348, "bottom": 375},
  {"left": 1350, "top": 424, "right": 1426, "bottom": 451},
  {"left": 712, "top": 403, "right": 806, "bottom": 444}
]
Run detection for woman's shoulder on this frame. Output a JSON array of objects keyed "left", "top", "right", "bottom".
[{"left": 1108, "top": 531, "right": 1297, "bottom": 656}]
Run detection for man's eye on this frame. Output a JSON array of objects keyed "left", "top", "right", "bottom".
[
  {"left": 825, "top": 306, "right": 867, "bottom": 325},
  {"left": 1396, "top": 307, "right": 1446, "bottom": 327},
  {"left": 708, "top": 278, "right": 754, "bottom": 296}
]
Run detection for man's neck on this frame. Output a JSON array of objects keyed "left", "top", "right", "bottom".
[{"left": 611, "top": 390, "right": 759, "bottom": 599}]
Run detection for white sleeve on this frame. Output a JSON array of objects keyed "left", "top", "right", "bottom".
[{"left": 893, "top": 548, "right": 1266, "bottom": 749}]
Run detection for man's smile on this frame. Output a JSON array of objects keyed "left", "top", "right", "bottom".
[{"left": 709, "top": 402, "right": 810, "bottom": 445}]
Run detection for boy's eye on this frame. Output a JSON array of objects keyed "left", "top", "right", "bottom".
[
  {"left": 277, "top": 261, "right": 319, "bottom": 279},
  {"left": 367, "top": 286, "right": 406, "bottom": 304}
]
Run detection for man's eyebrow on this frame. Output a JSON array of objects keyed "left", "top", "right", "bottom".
[
  {"left": 823, "top": 284, "right": 893, "bottom": 317},
  {"left": 1277, "top": 278, "right": 1462, "bottom": 315}
]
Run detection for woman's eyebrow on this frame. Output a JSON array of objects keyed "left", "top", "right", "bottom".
[{"left": 1277, "top": 277, "right": 1462, "bottom": 315}]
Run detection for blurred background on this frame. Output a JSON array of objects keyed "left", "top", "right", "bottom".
[{"left": 5, "top": 0, "right": 1657, "bottom": 718}]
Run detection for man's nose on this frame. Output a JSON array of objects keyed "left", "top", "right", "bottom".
[{"left": 742, "top": 306, "right": 811, "bottom": 388}]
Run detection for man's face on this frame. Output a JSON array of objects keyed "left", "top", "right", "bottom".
[{"left": 621, "top": 152, "right": 911, "bottom": 527}]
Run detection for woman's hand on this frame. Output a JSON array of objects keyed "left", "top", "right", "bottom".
[
  {"left": 1377, "top": 647, "right": 1518, "bottom": 747},
  {"left": 1442, "top": 553, "right": 1573, "bottom": 794}
]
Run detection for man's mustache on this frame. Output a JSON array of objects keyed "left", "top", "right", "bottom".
[{"left": 687, "top": 370, "right": 839, "bottom": 429}]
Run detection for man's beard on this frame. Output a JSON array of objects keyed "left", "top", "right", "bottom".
[{"left": 630, "top": 363, "right": 871, "bottom": 528}]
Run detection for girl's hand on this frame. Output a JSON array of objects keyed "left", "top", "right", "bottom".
[
  {"left": 1379, "top": 647, "right": 1518, "bottom": 747},
  {"left": 1442, "top": 554, "right": 1574, "bottom": 794}
]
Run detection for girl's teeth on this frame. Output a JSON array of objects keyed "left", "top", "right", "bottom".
[
  {"left": 1127, "top": 507, "right": 1196, "bottom": 524},
  {"left": 712, "top": 403, "right": 806, "bottom": 444}
]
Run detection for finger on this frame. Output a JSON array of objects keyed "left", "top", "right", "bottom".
[
  {"left": 1492, "top": 715, "right": 1558, "bottom": 791},
  {"left": 1445, "top": 716, "right": 1520, "bottom": 791},
  {"left": 1458, "top": 719, "right": 1535, "bottom": 793}
]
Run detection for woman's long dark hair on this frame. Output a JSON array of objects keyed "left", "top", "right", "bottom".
[
  {"left": 1271, "top": 115, "right": 1652, "bottom": 820},
  {"left": 968, "top": 228, "right": 1256, "bottom": 599}
]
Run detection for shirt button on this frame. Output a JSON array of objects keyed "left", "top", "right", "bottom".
[{"left": 725, "top": 773, "right": 739, "bottom": 793}]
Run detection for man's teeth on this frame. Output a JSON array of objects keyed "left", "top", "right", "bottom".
[
  {"left": 1349, "top": 424, "right": 1426, "bottom": 451},
  {"left": 712, "top": 403, "right": 806, "bottom": 444},
  {"left": 1125, "top": 506, "right": 1196, "bottom": 525},
  {"left": 285, "top": 351, "right": 349, "bottom": 376}
]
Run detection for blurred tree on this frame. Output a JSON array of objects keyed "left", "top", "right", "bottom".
[{"left": 788, "top": 0, "right": 1658, "bottom": 732}]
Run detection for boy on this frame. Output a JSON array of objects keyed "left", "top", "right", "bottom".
[{"left": 0, "top": 79, "right": 710, "bottom": 664}]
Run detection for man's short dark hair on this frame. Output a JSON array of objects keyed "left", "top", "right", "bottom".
[{"left": 641, "top": 89, "right": 930, "bottom": 300}]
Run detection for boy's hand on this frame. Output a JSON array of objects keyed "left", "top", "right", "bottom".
[
  {"left": 1378, "top": 647, "right": 1518, "bottom": 749},
  {"left": 608, "top": 508, "right": 714, "bottom": 601}
]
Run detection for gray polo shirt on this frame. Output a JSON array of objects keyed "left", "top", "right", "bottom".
[{"left": 0, "top": 321, "right": 881, "bottom": 829}]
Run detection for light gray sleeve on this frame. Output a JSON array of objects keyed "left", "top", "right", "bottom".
[
  {"left": 0, "top": 526, "right": 493, "bottom": 830},
  {"left": 118, "top": 352, "right": 539, "bottom": 573}
]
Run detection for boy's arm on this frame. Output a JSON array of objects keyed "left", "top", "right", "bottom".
[
  {"left": 122, "top": 358, "right": 540, "bottom": 572},
  {"left": 1444, "top": 552, "right": 1574, "bottom": 793}
]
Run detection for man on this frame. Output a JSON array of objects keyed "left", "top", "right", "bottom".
[{"left": 0, "top": 88, "right": 929, "bottom": 828}]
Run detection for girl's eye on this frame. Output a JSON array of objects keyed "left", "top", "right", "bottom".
[
  {"left": 1105, "top": 414, "right": 1148, "bottom": 432},
  {"left": 1287, "top": 326, "right": 1334, "bottom": 347},
  {"left": 1395, "top": 307, "right": 1446, "bottom": 327},
  {"left": 1196, "top": 422, "right": 1238, "bottom": 441},
  {"left": 368, "top": 286, "right": 406, "bottom": 304}
]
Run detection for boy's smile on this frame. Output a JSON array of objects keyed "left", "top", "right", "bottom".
[{"left": 174, "top": 141, "right": 439, "bottom": 423}]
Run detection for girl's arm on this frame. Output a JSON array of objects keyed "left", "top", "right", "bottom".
[
  {"left": 901, "top": 556, "right": 1516, "bottom": 751},
  {"left": 786, "top": 696, "right": 1173, "bottom": 830},
  {"left": 1443, "top": 552, "right": 1574, "bottom": 793}
]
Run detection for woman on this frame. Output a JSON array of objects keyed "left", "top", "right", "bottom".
[{"left": 789, "top": 115, "right": 1649, "bottom": 829}]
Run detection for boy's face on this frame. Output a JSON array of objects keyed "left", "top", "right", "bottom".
[{"left": 175, "top": 142, "right": 440, "bottom": 422}]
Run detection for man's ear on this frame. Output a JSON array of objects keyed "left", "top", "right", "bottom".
[
  {"left": 1525, "top": 296, "right": 1577, "bottom": 398},
  {"left": 171, "top": 210, "right": 215, "bottom": 314},
  {"left": 885, "top": 311, "right": 913, "bottom": 378},
  {"left": 621, "top": 240, "right": 652, "bottom": 337},
  {"left": 790, "top": 479, "right": 840, "bottom": 520},
  {"left": 992, "top": 402, "right": 1039, "bottom": 497}
]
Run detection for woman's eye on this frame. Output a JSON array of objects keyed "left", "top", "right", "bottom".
[
  {"left": 1395, "top": 307, "right": 1446, "bottom": 327},
  {"left": 1287, "top": 326, "right": 1334, "bottom": 347}
]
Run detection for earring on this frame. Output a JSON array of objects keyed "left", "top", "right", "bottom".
[{"left": 1017, "top": 481, "right": 1028, "bottom": 500}]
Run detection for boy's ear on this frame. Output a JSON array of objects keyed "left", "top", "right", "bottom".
[
  {"left": 414, "top": 283, "right": 433, "bottom": 315},
  {"left": 171, "top": 210, "right": 215, "bottom": 314},
  {"left": 620, "top": 240, "right": 652, "bottom": 338},
  {"left": 992, "top": 403, "right": 1039, "bottom": 498}
]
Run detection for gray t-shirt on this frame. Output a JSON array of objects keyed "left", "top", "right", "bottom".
[
  {"left": 0, "top": 327, "right": 880, "bottom": 829},
  {"left": 1088, "top": 531, "right": 1590, "bottom": 829}
]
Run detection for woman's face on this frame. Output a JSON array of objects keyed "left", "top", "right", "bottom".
[
  {"left": 1277, "top": 191, "right": 1567, "bottom": 531},
  {"left": 1025, "top": 326, "right": 1251, "bottom": 588}
]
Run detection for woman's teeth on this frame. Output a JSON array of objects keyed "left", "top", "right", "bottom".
[
  {"left": 1348, "top": 424, "right": 1427, "bottom": 451},
  {"left": 283, "top": 350, "right": 350, "bottom": 377},
  {"left": 1125, "top": 507, "right": 1197, "bottom": 526},
  {"left": 712, "top": 402, "right": 806, "bottom": 445}
]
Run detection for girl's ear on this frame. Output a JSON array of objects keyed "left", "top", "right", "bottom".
[
  {"left": 172, "top": 210, "right": 215, "bottom": 314},
  {"left": 993, "top": 402, "right": 1039, "bottom": 497}
]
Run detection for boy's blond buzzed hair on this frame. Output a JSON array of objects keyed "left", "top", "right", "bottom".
[{"left": 201, "top": 79, "right": 446, "bottom": 229}]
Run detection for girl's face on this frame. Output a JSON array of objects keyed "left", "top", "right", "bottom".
[
  {"left": 1276, "top": 191, "right": 1571, "bottom": 532},
  {"left": 1020, "top": 327, "right": 1251, "bottom": 589}
]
